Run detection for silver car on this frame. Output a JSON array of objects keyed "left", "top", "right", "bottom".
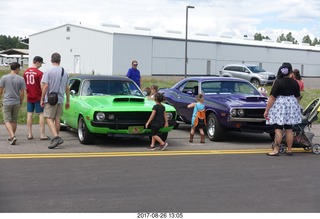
[{"left": 219, "top": 64, "right": 276, "bottom": 86}]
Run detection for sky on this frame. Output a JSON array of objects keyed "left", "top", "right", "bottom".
[{"left": 1, "top": 0, "right": 320, "bottom": 43}]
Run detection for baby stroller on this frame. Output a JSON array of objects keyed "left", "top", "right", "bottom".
[{"left": 272, "top": 97, "right": 320, "bottom": 155}]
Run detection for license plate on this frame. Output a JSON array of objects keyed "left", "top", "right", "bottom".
[{"left": 128, "top": 126, "right": 144, "bottom": 134}]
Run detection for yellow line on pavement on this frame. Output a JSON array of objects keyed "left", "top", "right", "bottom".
[{"left": 0, "top": 148, "right": 309, "bottom": 159}]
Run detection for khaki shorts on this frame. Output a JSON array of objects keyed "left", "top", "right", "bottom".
[
  {"left": 2, "top": 104, "right": 20, "bottom": 123},
  {"left": 43, "top": 103, "right": 64, "bottom": 119}
]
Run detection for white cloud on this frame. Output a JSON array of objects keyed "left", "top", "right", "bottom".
[{"left": 0, "top": 0, "right": 319, "bottom": 42}]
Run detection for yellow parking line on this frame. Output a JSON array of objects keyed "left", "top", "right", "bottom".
[{"left": 0, "top": 148, "right": 309, "bottom": 159}]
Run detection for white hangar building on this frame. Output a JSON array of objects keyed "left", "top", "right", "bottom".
[{"left": 29, "top": 23, "right": 320, "bottom": 77}]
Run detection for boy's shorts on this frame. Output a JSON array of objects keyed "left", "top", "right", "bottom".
[
  {"left": 2, "top": 104, "right": 20, "bottom": 122},
  {"left": 43, "top": 103, "right": 63, "bottom": 119},
  {"left": 27, "top": 101, "right": 43, "bottom": 113}
]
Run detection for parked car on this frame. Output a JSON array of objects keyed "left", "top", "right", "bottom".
[
  {"left": 0, "top": 63, "right": 9, "bottom": 67},
  {"left": 60, "top": 75, "right": 177, "bottom": 144},
  {"left": 159, "top": 77, "right": 274, "bottom": 141},
  {"left": 219, "top": 64, "right": 276, "bottom": 86}
]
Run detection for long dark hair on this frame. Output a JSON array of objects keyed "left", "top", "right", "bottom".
[{"left": 293, "top": 69, "right": 302, "bottom": 80}]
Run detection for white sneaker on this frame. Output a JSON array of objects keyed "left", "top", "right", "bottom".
[{"left": 160, "top": 142, "right": 168, "bottom": 151}]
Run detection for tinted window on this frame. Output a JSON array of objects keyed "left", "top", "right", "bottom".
[
  {"left": 202, "top": 81, "right": 260, "bottom": 95},
  {"left": 81, "top": 80, "right": 143, "bottom": 96},
  {"left": 247, "top": 66, "right": 266, "bottom": 73}
]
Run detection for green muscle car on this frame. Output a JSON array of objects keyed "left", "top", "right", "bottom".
[{"left": 61, "top": 75, "right": 177, "bottom": 144}]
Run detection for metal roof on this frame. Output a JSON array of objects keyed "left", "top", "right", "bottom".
[
  {"left": 29, "top": 23, "right": 320, "bottom": 52},
  {"left": 70, "top": 74, "right": 131, "bottom": 81},
  {"left": 0, "top": 48, "right": 29, "bottom": 55}
]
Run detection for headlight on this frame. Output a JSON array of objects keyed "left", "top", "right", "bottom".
[
  {"left": 96, "top": 112, "right": 106, "bottom": 121},
  {"left": 108, "top": 114, "right": 115, "bottom": 120},
  {"left": 237, "top": 109, "right": 245, "bottom": 117},
  {"left": 259, "top": 75, "right": 268, "bottom": 79},
  {"left": 166, "top": 112, "right": 173, "bottom": 120},
  {"left": 230, "top": 109, "right": 237, "bottom": 117}
]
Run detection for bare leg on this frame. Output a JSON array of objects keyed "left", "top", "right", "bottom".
[
  {"left": 27, "top": 112, "right": 33, "bottom": 138},
  {"left": 11, "top": 122, "right": 17, "bottom": 135},
  {"left": 154, "top": 135, "right": 165, "bottom": 146},
  {"left": 46, "top": 118, "right": 58, "bottom": 138},
  {"left": 4, "top": 122, "right": 15, "bottom": 139},
  {"left": 151, "top": 136, "right": 156, "bottom": 147},
  {"left": 285, "top": 129, "right": 294, "bottom": 153},
  {"left": 54, "top": 116, "right": 61, "bottom": 136},
  {"left": 39, "top": 113, "right": 46, "bottom": 138}
]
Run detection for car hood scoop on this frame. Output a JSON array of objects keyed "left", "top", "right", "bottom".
[
  {"left": 239, "top": 96, "right": 268, "bottom": 101},
  {"left": 113, "top": 97, "right": 145, "bottom": 103}
]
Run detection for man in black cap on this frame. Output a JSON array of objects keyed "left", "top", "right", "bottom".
[{"left": 23, "top": 56, "right": 50, "bottom": 141}]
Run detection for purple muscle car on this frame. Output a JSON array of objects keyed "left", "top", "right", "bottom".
[{"left": 160, "top": 77, "right": 274, "bottom": 141}]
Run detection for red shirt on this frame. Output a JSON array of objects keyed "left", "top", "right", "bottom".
[{"left": 23, "top": 67, "right": 43, "bottom": 103}]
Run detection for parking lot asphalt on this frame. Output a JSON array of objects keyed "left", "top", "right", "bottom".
[{"left": 1, "top": 123, "right": 319, "bottom": 155}]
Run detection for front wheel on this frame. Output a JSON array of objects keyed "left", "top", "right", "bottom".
[
  {"left": 206, "top": 113, "right": 225, "bottom": 141},
  {"left": 78, "top": 116, "right": 95, "bottom": 144}
]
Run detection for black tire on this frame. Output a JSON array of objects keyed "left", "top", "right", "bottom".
[
  {"left": 173, "top": 122, "right": 180, "bottom": 129},
  {"left": 78, "top": 116, "right": 95, "bottom": 144},
  {"left": 148, "top": 132, "right": 168, "bottom": 142},
  {"left": 206, "top": 113, "right": 225, "bottom": 141},
  {"left": 251, "top": 78, "right": 260, "bottom": 87},
  {"left": 160, "top": 132, "right": 168, "bottom": 141}
]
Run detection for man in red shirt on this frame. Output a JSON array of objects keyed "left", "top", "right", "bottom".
[{"left": 23, "top": 56, "right": 50, "bottom": 140}]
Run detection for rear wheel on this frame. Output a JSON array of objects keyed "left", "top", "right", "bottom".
[
  {"left": 206, "top": 113, "right": 225, "bottom": 141},
  {"left": 251, "top": 78, "right": 260, "bottom": 87},
  {"left": 78, "top": 116, "right": 95, "bottom": 144}
]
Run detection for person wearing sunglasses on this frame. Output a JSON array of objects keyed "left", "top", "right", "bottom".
[{"left": 126, "top": 60, "right": 141, "bottom": 88}]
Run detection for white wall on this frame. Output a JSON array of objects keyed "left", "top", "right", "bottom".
[
  {"left": 113, "top": 33, "right": 153, "bottom": 76},
  {"left": 30, "top": 25, "right": 114, "bottom": 75},
  {"left": 29, "top": 24, "right": 320, "bottom": 77}
]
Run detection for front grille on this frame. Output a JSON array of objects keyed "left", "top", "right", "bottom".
[
  {"left": 268, "top": 75, "right": 276, "bottom": 80},
  {"left": 245, "top": 109, "right": 265, "bottom": 118},
  {"left": 92, "top": 111, "right": 176, "bottom": 129}
]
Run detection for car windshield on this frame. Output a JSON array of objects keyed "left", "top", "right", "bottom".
[
  {"left": 247, "top": 66, "right": 266, "bottom": 73},
  {"left": 201, "top": 81, "right": 261, "bottom": 95},
  {"left": 81, "top": 80, "right": 143, "bottom": 97}
]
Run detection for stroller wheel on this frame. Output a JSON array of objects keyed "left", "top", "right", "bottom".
[
  {"left": 312, "top": 144, "right": 320, "bottom": 155},
  {"left": 279, "top": 144, "right": 286, "bottom": 154},
  {"left": 271, "top": 142, "right": 286, "bottom": 154}
]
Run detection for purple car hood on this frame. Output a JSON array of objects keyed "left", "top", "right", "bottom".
[{"left": 206, "top": 94, "right": 268, "bottom": 108}]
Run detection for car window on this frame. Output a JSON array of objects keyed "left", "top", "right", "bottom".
[
  {"left": 81, "top": 80, "right": 143, "bottom": 96},
  {"left": 247, "top": 66, "right": 266, "bottom": 73},
  {"left": 235, "top": 82, "right": 260, "bottom": 95},
  {"left": 202, "top": 81, "right": 220, "bottom": 94},
  {"left": 202, "top": 81, "right": 260, "bottom": 95},
  {"left": 69, "top": 79, "right": 81, "bottom": 95},
  {"left": 179, "top": 81, "right": 199, "bottom": 94}
]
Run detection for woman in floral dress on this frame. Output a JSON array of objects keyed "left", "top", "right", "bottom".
[{"left": 264, "top": 62, "right": 301, "bottom": 156}]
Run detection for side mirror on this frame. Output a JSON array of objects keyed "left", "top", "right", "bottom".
[{"left": 70, "top": 90, "right": 76, "bottom": 96}]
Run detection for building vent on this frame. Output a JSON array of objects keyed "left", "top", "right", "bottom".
[
  {"left": 101, "top": 23, "right": 120, "bottom": 28},
  {"left": 134, "top": 27, "right": 151, "bottom": 31},
  {"left": 167, "top": 30, "right": 182, "bottom": 34}
]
